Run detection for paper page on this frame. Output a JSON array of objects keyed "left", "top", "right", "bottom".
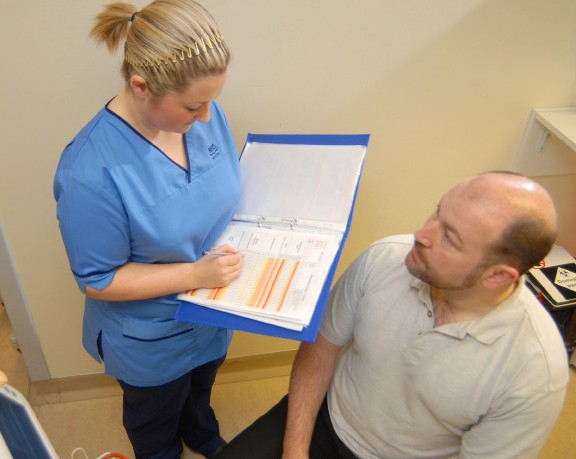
[
  {"left": 236, "top": 142, "right": 366, "bottom": 226},
  {"left": 193, "top": 304, "right": 305, "bottom": 331},
  {"left": 178, "top": 222, "right": 340, "bottom": 325}
]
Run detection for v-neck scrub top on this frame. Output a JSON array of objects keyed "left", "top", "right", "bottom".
[{"left": 54, "top": 101, "right": 241, "bottom": 386}]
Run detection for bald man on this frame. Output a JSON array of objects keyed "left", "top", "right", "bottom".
[{"left": 216, "top": 172, "right": 569, "bottom": 459}]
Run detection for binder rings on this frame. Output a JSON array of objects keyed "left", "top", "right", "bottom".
[{"left": 174, "top": 133, "right": 369, "bottom": 341}]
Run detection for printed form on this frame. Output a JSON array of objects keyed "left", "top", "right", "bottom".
[{"left": 179, "top": 223, "right": 340, "bottom": 330}]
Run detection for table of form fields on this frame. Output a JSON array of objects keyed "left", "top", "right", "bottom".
[{"left": 181, "top": 224, "right": 340, "bottom": 323}]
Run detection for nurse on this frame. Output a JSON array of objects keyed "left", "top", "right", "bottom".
[{"left": 54, "top": 1, "right": 242, "bottom": 458}]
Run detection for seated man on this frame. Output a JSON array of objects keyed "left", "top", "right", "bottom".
[{"left": 216, "top": 171, "right": 569, "bottom": 459}]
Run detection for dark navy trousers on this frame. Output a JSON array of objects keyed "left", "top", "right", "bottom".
[
  {"left": 214, "top": 394, "right": 357, "bottom": 459},
  {"left": 118, "top": 355, "right": 225, "bottom": 459}
]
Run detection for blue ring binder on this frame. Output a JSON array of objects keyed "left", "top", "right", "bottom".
[{"left": 174, "top": 133, "right": 370, "bottom": 342}]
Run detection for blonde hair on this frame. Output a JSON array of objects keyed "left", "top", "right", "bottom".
[{"left": 90, "top": 0, "right": 230, "bottom": 95}]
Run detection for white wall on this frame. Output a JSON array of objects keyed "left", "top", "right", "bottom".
[{"left": 1, "top": 0, "right": 575, "bottom": 379}]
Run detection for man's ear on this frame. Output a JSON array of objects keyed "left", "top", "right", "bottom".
[
  {"left": 482, "top": 264, "right": 520, "bottom": 289},
  {"left": 129, "top": 75, "right": 150, "bottom": 99}
]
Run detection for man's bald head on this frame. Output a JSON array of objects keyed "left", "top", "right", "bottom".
[{"left": 454, "top": 171, "right": 557, "bottom": 274}]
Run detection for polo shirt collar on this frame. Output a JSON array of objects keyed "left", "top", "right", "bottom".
[{"left": 410, "top": 276, "right": 526, "bottom": 345}]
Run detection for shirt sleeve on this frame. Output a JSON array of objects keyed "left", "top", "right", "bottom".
[
  {"left": 320, "top": 245, "right": 373, "bottom": 345},
  {"left": 54, "top": 166, "right": 130, "bottom": 292}
]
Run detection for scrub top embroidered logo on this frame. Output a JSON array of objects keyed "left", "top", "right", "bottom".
[{"left": 208, "top": 143, "right": 221, "bottom": 160}]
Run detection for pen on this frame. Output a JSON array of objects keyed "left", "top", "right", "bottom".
[{"left": 202, "top": 251, "right": 233, "bottom": 256}]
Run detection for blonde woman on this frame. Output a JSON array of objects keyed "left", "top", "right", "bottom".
[{"left": 54, "top": 1, "right": 242, "bottom": 457}]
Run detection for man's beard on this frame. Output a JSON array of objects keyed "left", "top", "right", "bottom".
[{"left": 405, "top": 245, "right": 484, "bottom": 290}]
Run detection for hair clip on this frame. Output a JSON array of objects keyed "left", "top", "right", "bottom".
[{"left": 125, "top": 34, "right": 225, "bottom": 68}]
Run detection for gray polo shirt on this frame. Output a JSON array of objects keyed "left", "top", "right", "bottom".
[{"left": 321, "top": 234, "right": 568, "bottom": 459}]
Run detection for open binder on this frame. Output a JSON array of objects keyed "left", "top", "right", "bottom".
[{"left": 175, "top": 133, "right": 369, "bottom": 341}]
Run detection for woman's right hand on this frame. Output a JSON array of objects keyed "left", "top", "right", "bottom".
[
  {"left": 194, "top": 245, "right": 242, "bottom": 288},
  {"left": 85, "top": 245, "right": 243, "bottom": 302}
]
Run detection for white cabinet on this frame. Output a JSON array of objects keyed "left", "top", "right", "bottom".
[{"left": 513, "top": 108, "right": 576, "bottom": 177}]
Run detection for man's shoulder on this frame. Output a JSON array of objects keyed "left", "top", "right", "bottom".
[
  {"left": 369, "top": 234, "right": 414, "bottom": 249},
  {"left": 365, "top": 234, "right": 414, "bottom": 259},
  {"left": 353, "top": 234, "right": 414, "bottom": 281},
  {"left": 519, "top": 288, "right": 570, "bottom": 389}
]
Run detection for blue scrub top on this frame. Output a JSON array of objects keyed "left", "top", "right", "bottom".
[{"left": 54, "top": 101, "right": 241, "bottom": 386}]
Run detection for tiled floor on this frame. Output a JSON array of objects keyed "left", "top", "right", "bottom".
[{"left": 1, "top": 303, "right": 575, "bottom": 459}]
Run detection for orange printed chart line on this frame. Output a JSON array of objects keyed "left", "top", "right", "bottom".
[{"left": 184, "top": 254, "right": 301, "bottom": 314}]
